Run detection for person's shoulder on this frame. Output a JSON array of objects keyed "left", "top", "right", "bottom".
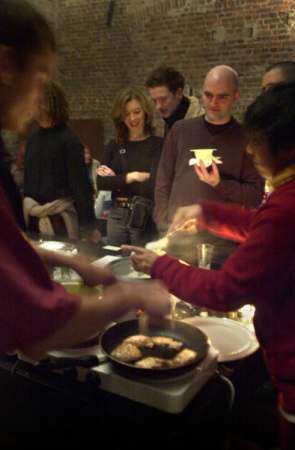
[
  {"left": 230, "top": 116, "right": 244, "bottom": 131},
  {"left": 173, "top": 115, "right": 203, "bottom": 131},
  {"left": 105, "top": 139, "right": 118, "bottom": 151},
  {"left": 186, "top": 96, "right": 203, "bottom": 118},
  {"left": 258, "top": 183, "right": 295, "bottom": 230},
  {"left": 61, "top": 124, "right": 79, "bottom": 139},
  {"left": 26, "top": 125, "right": 41, "bottom": 141},
  {"left": 149, "top": 135, "right": 164, "bottom": 145}
]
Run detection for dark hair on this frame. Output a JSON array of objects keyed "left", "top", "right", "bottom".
[
  {"left": 0, "top": 0, "right": 56, "bottom": 66},
  {"left": 264, "top": 61, "right": 295, "bottom": 84},
  {"left": 244, "top": 82, "right": 295, "bottom": 156},
  {"left": 111, "top": 87, "right": 154, "bottom": 145},
  {"left": 44, "top": 81, "right": 69, "bottom": 125},
  {"left": 145, "top": 66, "right": 185, "bottom": 93}
]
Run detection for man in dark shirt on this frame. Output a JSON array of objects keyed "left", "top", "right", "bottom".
[
  {"left": 145, "top": 66, "right": 203, "bottom": 137},
  {"left": 154, "top": 65, "right": 264, "bottom": 267}
]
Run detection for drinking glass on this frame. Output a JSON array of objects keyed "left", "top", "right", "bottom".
[{"left": 197, "top": 243, "right": 214, "bottom": 269}]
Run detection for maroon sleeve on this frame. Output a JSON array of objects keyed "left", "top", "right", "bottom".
[
  {"left": 0, "top": 188, "right": 81, "bottom": 353},
  {"left": 200, "top": 201, "right": 255, "bottom": 243},
  {"left": 151, "top": 201, "right": 292, "bottom": 312}
]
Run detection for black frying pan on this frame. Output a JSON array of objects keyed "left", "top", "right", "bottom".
[{"left": 100, "top": 318, "right": 209, "bottom": 376}]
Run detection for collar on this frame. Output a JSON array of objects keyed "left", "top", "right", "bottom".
[
  {"left": 164, "top": 96, "right": 190, "bottom": 130},
  {"left": 266, "top": 164, "right": 295, "bottom": 192}
]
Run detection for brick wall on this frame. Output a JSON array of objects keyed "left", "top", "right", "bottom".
[{"left": 30, "top": 0, "right": 295, "bottom": 148}]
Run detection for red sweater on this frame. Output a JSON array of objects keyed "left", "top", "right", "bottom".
[
  {"left": 151, "top": 179, "right": 295, "bottom": 412},
  {"left": 0, "top": 184, "right": 80, "bottom": 354}
]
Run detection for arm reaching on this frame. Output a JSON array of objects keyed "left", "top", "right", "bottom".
[
  {"left": 36, "top": 248, "right": 115, "bottom": 287},
  {"left": 22, "top": 280, "right": 171, "bottom": 360}
]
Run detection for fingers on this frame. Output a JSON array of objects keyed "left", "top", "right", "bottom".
[
  {"left": 194, "top": 161, "right": 209, "bottom": 181},
  {"left": 121, "top": 245, "right": 146, "bottom": 255},
  {"left": 212, "top": 161, "right": 219, "bottom": 177}
]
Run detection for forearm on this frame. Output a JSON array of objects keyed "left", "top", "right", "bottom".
[
  {"left": 22, "top": 283, "right": 135, "bottom": 360},
  {"left": 96, "top": 174, "right": 127, "bottom": 191}
]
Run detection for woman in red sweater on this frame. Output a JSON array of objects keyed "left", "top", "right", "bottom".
[{"left": 125, "top": 82, "right": 295, "bottom": 450}]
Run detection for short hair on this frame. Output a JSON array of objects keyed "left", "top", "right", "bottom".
[
  {"left": 244, "top": 82, "right": 295, "bottom": 157},
  {"left": 264, "top": 61, "right": 295, "bottom": 83},
  {"left": 0, "top": 0, "right": 56, "bottom": 67},
  {"left": 111, "top": 87, "right": 154, "bottom": 145},
  {"left": 44, "top": 81, "right": 69, "bottom": 125},
  {"left": 145, "top": 66, "right": 185, "bottom": 93}
]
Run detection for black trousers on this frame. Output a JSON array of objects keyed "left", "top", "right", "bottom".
[{"left": 107, "top": 206, "right": 156, "bottom": 246}]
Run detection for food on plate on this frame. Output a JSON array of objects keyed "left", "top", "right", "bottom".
[
  {"left": 135, "top": 357, "right": 169, "bottom": 369},
  {"left": 111, "top": 342, "right": 142, "bottom": 362},
  {"left": 125, "top": 334, "right": 154, "bottom": 348},
  {"left": 189, "top": 148, "right": 222, "bottom": 168},
  {"left": 172, "top": 348, "right": 198, "bottom": 366}
]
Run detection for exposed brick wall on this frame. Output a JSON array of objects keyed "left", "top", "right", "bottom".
[{"left": 29, "top": 0, "right": 295, "bottom": 149}]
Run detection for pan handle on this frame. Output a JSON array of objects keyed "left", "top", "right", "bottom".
[{"left": 38, "top": 354, "right": 101, "bottom": 370}]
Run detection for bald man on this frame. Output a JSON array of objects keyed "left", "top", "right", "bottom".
[{"left": 154, "top": 65, "right": 264, "bottom": 267}]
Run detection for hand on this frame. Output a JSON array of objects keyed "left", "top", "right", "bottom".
[
  {"left": 121, "top": 245, "right": 159, "bottom": 274},
  {"left": 97, "top": 165, "right": 116, "bottom": 177},
  {"left": 194, "top": 161, "right": 220, "bottom": 187},
  {"left": 168, "top": 205, "right": 202, "bottom": 233},
  {"left": 71, "top": 254, "right": 116, "bottom": 287},
  {"left": 126, "top": 171, "right": 150, "bottom": 183},
  {"left": 117, "top": 280, "right": 171, "bottom": 319}
]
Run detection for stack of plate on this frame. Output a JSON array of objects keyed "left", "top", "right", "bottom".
[{"left": 183, "top": 316, "right": 259, "bottom": 362}]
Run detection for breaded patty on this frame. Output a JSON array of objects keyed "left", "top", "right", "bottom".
[
  {"left": 124, "top": 335, "right": 154, "bottom": 348},
  {"left": 111, "top": 342, "right": 142, "bottom": 362},
  {"left": 172, "top": 348, "right": 197, "bottom": 366},
  {"left": 152, "top": 336, "right": 183, "bottom": 351},
  {"left": 135, "top": 357, "right": 168, "bottom": 369}
]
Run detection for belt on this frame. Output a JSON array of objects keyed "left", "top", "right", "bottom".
[{"left": 114, "top": 197, "right": 131, "bottom": 208}]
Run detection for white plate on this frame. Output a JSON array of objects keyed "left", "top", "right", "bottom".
[{"left": 183, "top": 316, "right": 259, "bottom": 362}]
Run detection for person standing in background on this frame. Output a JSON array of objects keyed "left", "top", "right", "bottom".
[
  {"left": 262, "top": 61, "right": 295, "bottom": 91},
  {"left": 153, "top": 65, "right": 264, "bottom": 268},
  {"left": 145, "top": 66, "right": 203, "bottom": 137},
  {"left": 97, "top": 87, "right": 163, "bottom": 246},
  {"left": 24, "top": 81, "right": 101, "bottom": 242}
]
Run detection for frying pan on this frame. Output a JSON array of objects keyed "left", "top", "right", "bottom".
[{"left": 100, "top": 318, "right": 209, "bottom": 377}]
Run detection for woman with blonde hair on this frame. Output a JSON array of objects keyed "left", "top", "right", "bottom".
[{"left": 97, "top": 87, "right": 163, "bottom": 246}]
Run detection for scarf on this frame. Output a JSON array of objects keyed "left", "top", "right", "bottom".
[{"left": 266, "top": 164, "right": 295, "bottom": 192}]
